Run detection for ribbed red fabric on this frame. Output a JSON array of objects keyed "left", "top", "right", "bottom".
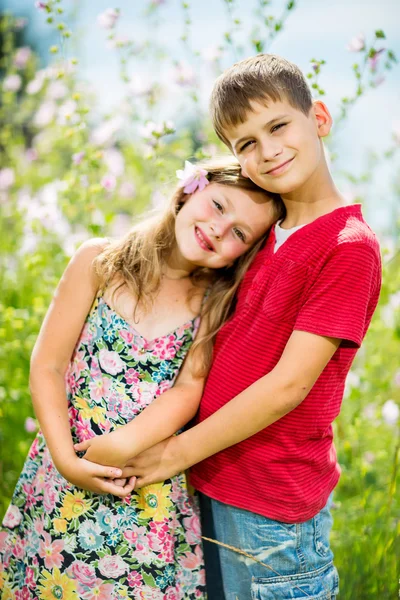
[{"left": 190, "top": 205, "right": 381, "bottom": 522}]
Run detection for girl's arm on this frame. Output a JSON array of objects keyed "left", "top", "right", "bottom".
[
  {"left": 30, "top": 239, "right": 133, "bottom": 497},
  {"left": 120, "top": 330, "right": 341, "bottom": 487},
  {"left": 73, "top": 322, "right": 207, "bottom": 468}
]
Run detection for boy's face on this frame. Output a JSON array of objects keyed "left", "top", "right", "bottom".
[{"left": 225, "top": 100, "right": 331, "bottom": 196}]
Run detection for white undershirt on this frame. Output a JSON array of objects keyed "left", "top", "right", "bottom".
[{"left": 274, "top": 221, "right": 305, "bottom": 253}]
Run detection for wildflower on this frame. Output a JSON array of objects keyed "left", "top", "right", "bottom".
[
  {"left": 382, "top": 399, "right": 399, "bottom": 426},
  {"left": 176, "top": 160, "right": 209, "bottom": 194},
  {"left": 368, "top": 48, "right": 385, "bottom": 72},
  {"left": 347, "top": 33, "right": 365, "bottom": 52},
  {"left": 97, "top": 8, "right": 120, "bottom": 29},
  {"left": 14, "top": 47, "right": 32, "bottom": 69},
  {"left": 172, "top": 61, "right": 196, "bottom": 86},
  {"left": 3, "top": 74, "right": 22, "bottom": 92},
  {"left": 101, "top": 174, "right": 117, "bottom": 191},
  {"left": 0, "top": 168, "right": 15, "bottom": 190},
  {"left": 24, "top": 417, "right": 38, "bottom": 433},
  {"left": 72, "top": 151, "right": 85, "bottom": 165}
]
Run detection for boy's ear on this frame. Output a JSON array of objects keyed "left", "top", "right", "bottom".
[{"left": 312, "top": 100, "right": 332, "bottom": 138}]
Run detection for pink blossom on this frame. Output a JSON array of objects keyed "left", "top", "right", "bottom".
[
  {"left": 97, "top": 8, "right": 120, "bottom": 29},
  {"left": 125, "top": 368, "right": 140, "bottom": 385},
  {"left": 104, "top": 148, "right": 125, "bottom": 176},
  {"left": 81, "top": 581, "right": 114, "bottom": 600},
  {"left": 0, "top": 167, "right": 15, "bottom": 190},
  {"left": 33, "top": 101, "right": 56, "bottom": 127},
  {"left": 25, "top": 566, "right": 36, "bottom": 590},
  {"left": 136, "top": 586, "right": 164, "bottom": 599},
  {"left": 33, "top": 465, "right": 46, "bottom": 494},
  {"left": 28, "top": 437, "right": 40, "bottom": 459},
  {"left": 75, "top": 416, "right": 95, "bottom": 441},
  {"left": 180, "top": 545, "right": 203, "bottom": 570},
  {"left": 89, "top": 376, "right": 111, "bottom": 401},
  {"left": 183, "top": 514, "right": 202, "bottom": 545},
  {"left": 25, "top": 148, "right": 38, "bottom": 162},
  {"left": 0, "top": 531, "right": 9, "bottom": 552},
  {"left": 99, "top": 348, "right": 125, "bottom": 374},
  {"left": 98, "top": 555, "right": 129, "bottom": 578},
  {"left": 12, "top": 536, "right": 27, "bottom": 560},
  {"left": 152, "top": 335, "right": 179, "bottom": 360},
  {"left": 172, "top": 61, "right": 196, "bottom": 87},
  {"left": 14, "top": 47, "right": 32, "bottom": 69},
  {"left": 39, "top": 532, "right": 64, "bottom": 569},
  {"left": 119, "top": 181, "right": 136, "bottom": 199},
  {"left": 43, "top": 483, "right": 59, "bottom": 513},
  {"left": 394, "top": 370, "right": 400, "bottom": 387},
  {"left": 368, "top": 48, "right": 385, "bottom": 72},
  {"left": 347, "top": 33, "right": 365, "bottom": 52},
  {"left": 25, "top": 417, "right": 38, "bottom": 433},
  {"left": 101, "top": 174, "right": 117, "bottom": 191},
  {"left": 176, "top": 160, "right": 209, "bottom": 194},
  {"left": 68, "top": 560, "right": 97, "bottom": 587},
  {"left": 35, "top": 1, "right": 49, "bottom": 10},
  {"left": 26, "top": 76, "right": 44, "bottom": 95},
  {"left": 382, "top": 399, "right": 399, "bottom": 426},
  {"left": 16, "top": 588, "right": 32, "bottom": 600},
  {"left": 47, "top": 80, "right": 68, "bottom": 100},
  {"left": 3, "top": 504, "right": 22, "bottom": 528},
  {"left": 127, "top": 570, "right": 143, "bottom": 587},
  {"left": 3, "top": 74, "right": 22, "bottom": 92},
  {"left": 15, "top": 18, "right": 28, "bottom": 29},
  {"left": 164, "top": 588, "right": 179, "bottom": 600}
]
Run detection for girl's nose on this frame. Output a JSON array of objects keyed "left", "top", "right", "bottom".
[{"left": 210, "top": 218, "right": 230, "bottom": 240}]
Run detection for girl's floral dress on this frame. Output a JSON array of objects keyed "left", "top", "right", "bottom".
[{"left": 0, "top": 296, "right": 206, "bottom": 600}]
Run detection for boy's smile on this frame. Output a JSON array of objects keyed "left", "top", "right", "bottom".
[{"left": 226, "top": 100, "right": 332, "bottom": 200}]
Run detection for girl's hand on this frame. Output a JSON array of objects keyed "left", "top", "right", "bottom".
[
  {"left": 74, "top": 430, "right": 131, "bottom": 469},
  {"left": 119, "top": 436, "right": 184, "bottom": 489},
  {"left": 61, "top": 456, "right": 136, "bottom": 497}
]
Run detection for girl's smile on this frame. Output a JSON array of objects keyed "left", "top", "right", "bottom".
[{"left": 172, "top": 182, "right": 277, "bottom": 271}]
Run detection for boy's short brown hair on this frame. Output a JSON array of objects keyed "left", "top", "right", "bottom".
[{"left": 210, "top": 54, "right": 313, "bottom": 147}]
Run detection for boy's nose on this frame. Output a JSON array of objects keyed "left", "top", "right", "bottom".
[{"left": 259, "top": 139, "right": 283, "bottom": 162}]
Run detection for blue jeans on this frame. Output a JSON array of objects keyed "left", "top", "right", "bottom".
[{"left": 199, "top": 494, "right": 339, "bottom": 600}]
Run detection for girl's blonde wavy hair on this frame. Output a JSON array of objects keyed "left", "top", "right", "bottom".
[{"left": 93, "top": 158, "right": 284, "bottom": 375}]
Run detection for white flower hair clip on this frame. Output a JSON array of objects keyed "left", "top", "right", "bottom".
[{"left": 176, "top": 160, "right": 209, "bottom": 194}]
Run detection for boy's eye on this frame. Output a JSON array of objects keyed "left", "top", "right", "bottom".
[
  {"left": 233, "top": 227, "right": 246, "bottom": 242},
  {"left": 213, "top": 200, "right": 224, "bottom": 212},
  {"left": 271, "top": 123, "right": 287, "bottom": 133},
  {"left": 240, "top": 140, "right": 255, "bottom": 152}
]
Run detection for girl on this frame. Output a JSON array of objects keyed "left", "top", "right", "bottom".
[{"left": 0, "top": 158, "right": 282, "bottom": 599}]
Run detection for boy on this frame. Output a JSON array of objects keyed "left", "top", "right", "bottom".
[{"left": 111, "top": 55, "right": 382, "bottom": 598}]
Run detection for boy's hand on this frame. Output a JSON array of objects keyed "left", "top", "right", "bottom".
[
  {"left": 119, "top": 436, "right": 185, "bottom": 489},
  {"left": 74, "top": 430, "right": 131, "bottom": 469},
  {"left": 60, "top": 456, "right": 136, "bottom": 497}
]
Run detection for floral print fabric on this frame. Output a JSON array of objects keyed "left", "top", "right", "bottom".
[{"left": 0, "top": 297, "right": 206, "bottom": 599}]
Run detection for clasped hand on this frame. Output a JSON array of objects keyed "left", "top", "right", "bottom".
[{"left": 74, "top": 433, "right": 183, "bottom": 490}]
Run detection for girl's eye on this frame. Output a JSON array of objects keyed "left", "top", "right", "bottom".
[
  {"left": 271, "top": 123, "right": 287, "bottom": 133},
  {"left": 240, "top": 140, "right": 255, "bottom": 152},
  {"left": 213, "top": 200, "right": 223, "bottom": 212},
  {"left": 233, "top": 227, "right": 246, "bottom": 242}
]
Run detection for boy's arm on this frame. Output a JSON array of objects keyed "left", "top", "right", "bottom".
[
  {"left": 74, "top": 323, "right": 207, "bottom": 467},
  {"left": 122, "top": 330, "right": 340, "bottom": 486}
]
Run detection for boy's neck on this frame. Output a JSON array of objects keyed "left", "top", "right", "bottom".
[{"left": 280, "top": 163, "right": 346, "bottom": 229}]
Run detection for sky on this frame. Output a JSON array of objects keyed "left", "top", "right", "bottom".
[{"left": 4, "top": 0, "right": 400, "bottom": 234}]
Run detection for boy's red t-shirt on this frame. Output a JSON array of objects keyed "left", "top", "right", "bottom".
[{"left": 190, "top": 205, "right": 381, "bottom": 523}]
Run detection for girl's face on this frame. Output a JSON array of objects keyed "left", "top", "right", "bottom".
[{"left": 173, "top": 182, "right": 277, "bottom": 270}]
